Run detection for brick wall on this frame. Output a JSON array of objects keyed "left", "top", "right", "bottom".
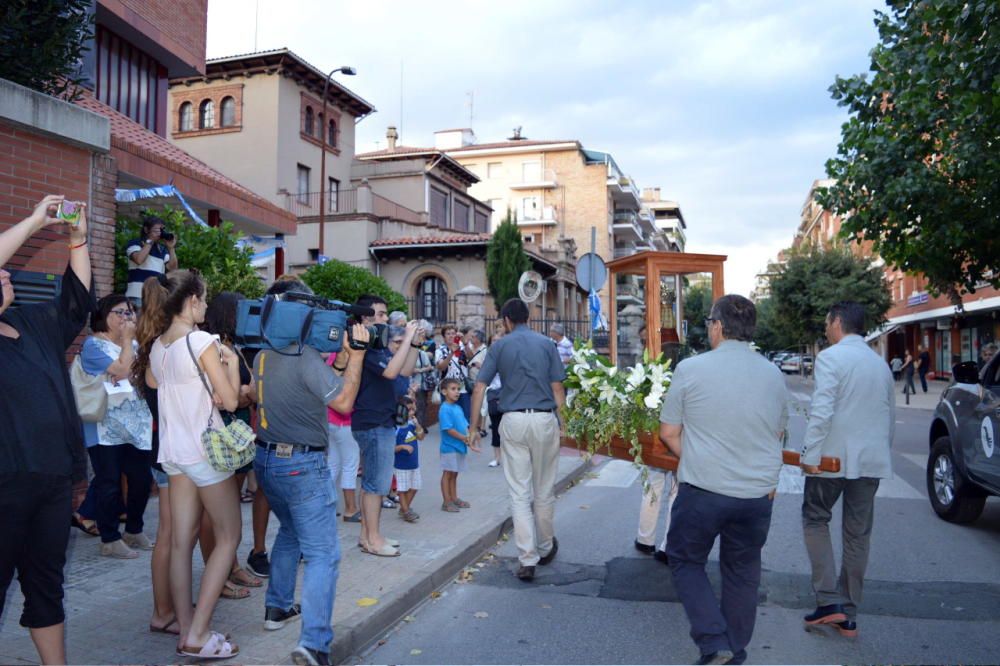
[
  {"left": 90, "top": 153, "right": 119, "bottom": 297},
  {"left": 99, "top": 0, "right": 208, "bottom": 75},
  {"left": 171, "top": 83, "right": 244, "bottom": 137}
]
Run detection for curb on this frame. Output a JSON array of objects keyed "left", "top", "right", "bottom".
[{"left": 331, "top": 454, "right": 593, "bottom": 664}]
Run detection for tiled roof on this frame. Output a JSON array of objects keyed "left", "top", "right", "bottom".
[
  {"left": 447, "top": 139, "right": 579, "bottom": 152},
  {"left": 370, "top": 233, "right": 491, "bottom": 248},
  {"left": 355, "top": 145, "right": 438, "bottom": 158},
  {"left": 75, "top": 94, "right": 295, "bottom": 233}
]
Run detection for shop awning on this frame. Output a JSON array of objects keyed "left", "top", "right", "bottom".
[{"left": 865, "top": 323, "right": 899, "bottom": 343}]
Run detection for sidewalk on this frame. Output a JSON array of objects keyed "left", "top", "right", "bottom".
[{"left": 0, "top": 426, "right": 590, "bottom": 665}]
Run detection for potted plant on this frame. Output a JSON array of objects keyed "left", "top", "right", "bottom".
[{"left": 562, "top": 341, "right": 678, "bottom": 471}]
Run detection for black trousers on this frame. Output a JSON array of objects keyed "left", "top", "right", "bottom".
[
  {"left": 0, "top": 473, "right": 72, "bottom": 628},
  {"left": 87, "top": 444, "right": 152, "bottom": 543},
  {"left": 488, "top": 399, "right": 504, "bottom": 448},
  {"left": 666, "top": 483, "right": 773, "bottom": 657}
]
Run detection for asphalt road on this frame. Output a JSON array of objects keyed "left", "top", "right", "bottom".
[{"left": 356, "top": 375, "right": 1000, "bottom": 665}]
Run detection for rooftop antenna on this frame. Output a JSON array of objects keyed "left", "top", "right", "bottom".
[
  {"left": 253, "top": 0, "right": 260, "bottom": 51},
  {"left": 466, "top": 90, "right": 474, "bottom": 127},
  {"left": 399, "top": 59, "right": 404, "bottom": 142}
]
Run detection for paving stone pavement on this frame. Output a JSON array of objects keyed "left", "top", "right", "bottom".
[{"left": 0, "top": 425, "right": 589, "bottom": 665}]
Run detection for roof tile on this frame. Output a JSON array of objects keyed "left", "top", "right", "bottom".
[{"left": 370, "top": 233, "right": 491, "bottom": 248}]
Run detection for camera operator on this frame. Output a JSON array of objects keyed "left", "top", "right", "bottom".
[
  {"left": 1, "top": 195, "right": 92, "bottom": 665},
  {"left": 250, "top": 279, "right": 370, "bottom": 666},
  {"left": 125, "top": 214, "right": 178, "bottom": 307},
  {"left": 351, "top": 294, "right": 423, "bottom": 558},
  {"left": 435, "top": 324, "right": 472, "bottom": 418}
]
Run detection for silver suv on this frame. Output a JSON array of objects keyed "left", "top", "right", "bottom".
[{"left": 926, "top": 360, "right": 1000, "bottom": 522}]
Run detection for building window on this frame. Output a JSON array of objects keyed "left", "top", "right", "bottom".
[
  {"left": 198, "top": 99, "right": 214, "bottom": 129},
  {"left": 220, "top": 96, "right": 236, "bottom": 127},
  {"left": 416, "top": 276, "right": 448, "bottom": 323},
  {"left": 487, "top": 162, "right": 502, "bottom": 179},
  {"left": 328, "top": 119, "right": 337, "bottom": 146},
  {"left": 304, "top": 106, "right": 314, "bottom": 136},
  {"left": 522, "top": 160, "right": 541, "bottom": 181},
  {"left": 430, "top": 187, "right": 449, "bottom": 227},
  {"left": 474, "top": 210, "right": 489, "bottom": 233},
  {"left": 521, "top": 196, "right": 540, "bottom": 221},
  {"left": 94, "top": 26, "right": 165, "bottom": 134},
  {"left": 489, "top": 199, "right": 504, "bottom": 226},
  {"left": 178, "top": 102, "right": 193, "bottom": 131},
  {"left": 297, "top": 164, "right": 310, "bottom": 205},
  {"left": 454, "top": 200, "right": 471, "bottom": 231},
  {"left": 328, "top": 177, "right": 339, "bottom": 210}
]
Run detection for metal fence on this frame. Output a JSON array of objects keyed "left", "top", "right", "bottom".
[{"left": 405, "top": 297, "right": 458, "bottom": 327}]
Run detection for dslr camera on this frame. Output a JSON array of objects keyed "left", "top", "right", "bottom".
[{"left": 236, "top": 291, "right": 388, "bottom": 355}]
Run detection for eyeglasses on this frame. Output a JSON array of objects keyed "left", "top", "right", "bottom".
[
  {"left": 704, "top": 317, "right": 718, "bottom": 327},
  {"left": 110, "top": 309, "right": 135, "bottom": 318}
]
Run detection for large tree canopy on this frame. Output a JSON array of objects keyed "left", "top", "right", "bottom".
[
  {"left": 768, "top": 246, "right": 891, "bottom": 347},
  {"left": 820, "top": 1, "right": 1000, "bottom": 302}
]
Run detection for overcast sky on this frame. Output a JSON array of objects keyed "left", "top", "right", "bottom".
[{"left": 206, "top": 0, "right": 882, "bottom": 296}]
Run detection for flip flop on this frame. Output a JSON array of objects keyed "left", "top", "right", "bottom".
[
  {"left": 71, "top": 514, "right": 100, "bottom": 537},
  {"left": 361, "top": 542, "right": 400, "bottom": 557},
  {"left": 358, "top": 537, "right": 400, "bottom": 549},
  {"left": 149, "top": 615, "right": 180, "bottom": 635},
  {"left": 343, "top": 511, "right": 362, "bottom": 523},
  {"left": 240, "top": 490, "right": 254, "bottom": 503},
  {"left": 179, "top": 631, "right": 239, "bottom": 659},
  {"left": 220, "top": 581, "right": 250, "bottom": 599}
]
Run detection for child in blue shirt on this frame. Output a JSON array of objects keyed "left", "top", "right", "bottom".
[
  {"left": 438, "top": 377, "right": 479, "bottom": 512},
  {"left": 394, "top": 396, "right": 425, "bottom": 523}
]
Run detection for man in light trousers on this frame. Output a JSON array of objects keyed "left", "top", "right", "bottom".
[
  {"left": 799, "top": 301, "right": 894, "bottom": 639},
  {"left": 470, "top": 298, "right": 566, "bottom": 582}
]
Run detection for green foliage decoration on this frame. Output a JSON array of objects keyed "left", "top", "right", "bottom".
[
  {"left": 301, "top": 258, "right": 406, "bottom": 313},
  {"left": 0, "top": 0, "right": 93, "bottom": 99},
  {"left": 820, "top": 1, "right": 1000, "bottom": 302},
  {"left": 115, "top": 208, "right": 265, "bottom": 299},
  {"left": 486, "top": 208, "right": 531, "bottom": 310}
]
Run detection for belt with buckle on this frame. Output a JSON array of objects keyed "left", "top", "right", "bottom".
[
  {"left": 509, "top": 408, "right": 554, "bottom": 414},
  {"left": 255, "top": 439, "right": 325, "bottom": 458}
]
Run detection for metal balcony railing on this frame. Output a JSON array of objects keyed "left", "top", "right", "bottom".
[{"left": 285, "top": 189, "right": 359, "bottom": 218}]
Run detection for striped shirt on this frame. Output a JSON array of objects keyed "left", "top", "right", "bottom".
[{"left": 126, "top": 238, "right": 171, "bottom": 300}]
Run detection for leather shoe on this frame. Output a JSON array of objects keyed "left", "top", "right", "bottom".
[
  {"left": 634, "top": 539, "right": 655, "bottom": 554},
  {"left": 835, "top": 620, "right": 858, "bottom": 638},
  {"left": 516, "top": 565, "right": 535, "bottom": 581},
  {"left": 538, "top": 537, "right": 558, "bottom": 566},
  {"left": 804, "top": 604, "right": 847, "bottom": 625},
  {"left": 653, "top": 549, "right": 670, "bottom": 566},
  {"left": 695, "top": 650, "right": 733, "bottom": 665}
]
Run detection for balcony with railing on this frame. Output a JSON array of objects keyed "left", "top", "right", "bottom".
[
  {"left": 612, "top": 211, "right": 643, "bottom": 240},
  {"left": 284, "top": 188, "right": 423, "bottom": 225},
  {"left": 518, "top": 205, "right": 558, "bottom": 226},
  {"left": 509, "top": 168, "right": 558, "bottom": 190}
]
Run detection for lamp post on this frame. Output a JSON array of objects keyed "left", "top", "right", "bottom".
[{"left": 318, "top": 65, "right": 356, "bottom": 262}]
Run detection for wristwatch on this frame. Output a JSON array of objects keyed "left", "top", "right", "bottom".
[{"left": 144, "top": 239, "right": 153, "bottom": 245}]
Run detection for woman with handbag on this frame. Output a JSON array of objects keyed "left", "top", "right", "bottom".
[
  {"left": 77, "top": 295, "right": 153, "bottom": 559},
  {"left": 135, "top": 269, "right": 243, "bottom": 660},
  {"left": 0, "top": 195, "right": 93, "bottom": 665}
]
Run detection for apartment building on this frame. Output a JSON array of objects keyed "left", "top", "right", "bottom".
[
  {"left": 775, "top": 179, "right": 1000, "bottom": 377},
  {"left": 1, "top": 1, "right": 294, "bottom": 301},
  {"left": 641, "top": 187, "right": 686, "bottom": 252},
  {"left": 439, "top": 129, "right": 663, "bottom": 316},
  {"left": 167, "top": 48, "right": 376, "bottom": 276}
]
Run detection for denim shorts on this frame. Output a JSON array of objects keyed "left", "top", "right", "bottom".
[
  {"left": 151, "top": 466, "right": 169, "bottom": 488},
  {"left": 352, "top": 426, "right": 396, "bottom": 495},
  {"left": 440, "top": 452, "right": 467, "bottom": 473}
]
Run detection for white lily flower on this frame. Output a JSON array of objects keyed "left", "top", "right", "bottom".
[{"left": 627, "top": 363, "right": 647, "bottom": 388}]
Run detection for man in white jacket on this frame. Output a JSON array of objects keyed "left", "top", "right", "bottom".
[{"left": 799, "top": 301, "right": 895, "bottom": 639}]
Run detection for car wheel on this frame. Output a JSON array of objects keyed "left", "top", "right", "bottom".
[{"left": 926, "top": 437, "right": 986, "bottom": 524}]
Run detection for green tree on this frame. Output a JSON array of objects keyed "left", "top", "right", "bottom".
[
  {"left": 116, "top": 208, "right": 265, "bottom": 299},
  {"left": 301, "top": 259, "right": 406, "bottom": 313},
  {"left": 682, "top": 282, "right": 714, "bottom": 352},
  {"left": 486, "top": 208, "right": 531, "bottom": 310},
  {"left": 752, "top": 296, "right": 795, "bottom": 353},
  {"left": 820, "top": 1, "right": 1000, "bottom": 302},
  {"left": 0, "top": 0, "right": 93, "bottom": 99},
  {"left": 768, "top": 246, "right": 891, "bottom": 347}
]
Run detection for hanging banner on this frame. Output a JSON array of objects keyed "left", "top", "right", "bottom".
[{"left": 114, "top": 184, "right": 208, "bottom": 227}]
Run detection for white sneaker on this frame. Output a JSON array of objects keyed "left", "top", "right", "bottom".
[
  {"left": 100, "top": 539, "right": 139, "bottom": 559},
  {"left": 488, "top": 460, "right": 500, "bottom": 468},
  {"left": 122, "top": 532, "right": 154, "bottom": 550}
]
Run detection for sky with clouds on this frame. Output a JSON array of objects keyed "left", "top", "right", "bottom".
[{"left": 206, "top": 0, "right": 884, "bottom": 296}]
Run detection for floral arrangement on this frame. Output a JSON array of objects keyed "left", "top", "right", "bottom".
[{"left": 562, "top": 340, "right": 673, "bottom": 466}]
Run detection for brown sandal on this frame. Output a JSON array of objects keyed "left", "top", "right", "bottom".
[
  {"left": 228, "top": 567, "right": 262, "bottom": 588},
  {"left": 220, "top": 581, "right": 250, "bottom": 599},
  {"left": 149, "top": 615, "right": 180, "bottom": 635}
]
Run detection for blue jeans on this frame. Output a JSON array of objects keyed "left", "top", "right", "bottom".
[
  {"left": 255, "top": 448, "right": 340, "bottom": 653},
  {"left": 666, "top": 483, "right": 773, "bottom": 657},
  {"left": 352, "top": 426, "right": 396, "bottom": 494},
  {"left": 458, "top": 392, "right": 471, "bottom": 420}
]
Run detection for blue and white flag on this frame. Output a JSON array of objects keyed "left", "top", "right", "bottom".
[{"left": 114, "top": 184, "right": 208, "bottom": 227}]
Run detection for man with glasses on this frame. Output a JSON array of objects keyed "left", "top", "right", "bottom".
[{"left": 659, "top": 295, "right": 787, "bottom": 665}]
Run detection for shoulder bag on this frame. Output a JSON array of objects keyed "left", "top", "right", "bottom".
[
  {"left": 186, "top": 333, "right": 256, "bottom": 472},
  {"left": 71, "top": 355, "right": 108, "bottom": 422}
]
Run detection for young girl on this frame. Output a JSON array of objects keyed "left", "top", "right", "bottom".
[
  {"left": 136, "top": 270, "right": 242, "bottom": 660},
  {"left": 394, "top": 396, "right": 425, "bottom": 522}
]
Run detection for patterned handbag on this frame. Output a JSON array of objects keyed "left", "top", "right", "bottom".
[{"left": 186, "top": 333, "right": 256, "bottom": 472}]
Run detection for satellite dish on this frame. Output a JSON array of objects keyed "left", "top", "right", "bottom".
[{"left": 518, "top": 270, "right": 545, "bottom": 303}]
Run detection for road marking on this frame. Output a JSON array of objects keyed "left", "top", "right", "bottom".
[
  {"left": 777, "top": 464, "right": 924, "bottom": 499},
  {"left": 587, "top": 459, "right": 641, "bottom": 488}
]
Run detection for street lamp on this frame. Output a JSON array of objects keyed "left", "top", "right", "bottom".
[{"left": 318, "top": 66, "right": 356, "bottom": 261}]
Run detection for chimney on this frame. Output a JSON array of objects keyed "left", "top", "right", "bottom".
[
  {"left": 641, "top": 187, "right": 661, "bottom": 202},
  {"left": 386, "top": 126, "right": 398, "bottom": 152}
]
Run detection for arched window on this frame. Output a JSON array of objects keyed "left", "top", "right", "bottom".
[
  {"left": 178, "top": 101, "right": 193, "bottom": 131},
  {"left": 304, "top": 106, "right": 314, "bottom": 135},
  {"left": 328, "top": 119, "right": 337, "bottom": 146},
  {"left": 198, "top": 99, "right": 214, "bottom": 129},
  {"left": 416, "top": 275, "right": 448, "bottom": 323},
  {"left": 317, "top": 112, "right": 324, "bottom": 138},
  {"left": 220, "top": 96, "right": 236, "bottom": 127}
]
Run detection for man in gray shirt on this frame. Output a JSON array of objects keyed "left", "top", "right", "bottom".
[
  {"left": 659, "top": 294, "right": 787, "bottom": 665},
  {"left": 252, "top": 278, "right": 369, "bottom": 666},
  {"left": 470, "top": 298, "right": 566, "bottom": 582}
]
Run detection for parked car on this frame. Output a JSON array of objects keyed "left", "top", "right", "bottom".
[
  {"left": 925, "top": 360, "right": 1000, "bottom": 523},
  {"left": 772, "top": 352, "right": 791, "bottom": 368}
]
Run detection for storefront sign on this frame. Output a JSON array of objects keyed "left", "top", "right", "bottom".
[{"left": 907, "top": 292, "right": 929, "bottom": 306}]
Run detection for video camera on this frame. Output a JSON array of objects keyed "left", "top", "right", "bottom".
[{"left": 235, "top": 291, "right": 388, "bottom": 355}]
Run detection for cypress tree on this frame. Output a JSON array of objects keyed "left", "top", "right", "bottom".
[{"left": 486, "top": 208, "right": 531, "bottom": 310}]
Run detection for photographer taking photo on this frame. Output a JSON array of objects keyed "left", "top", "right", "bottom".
[
  {"left": 250, "top": 279, "right": 370, "bottom": 666},
  {"left": 126, "top": 213, "right": 178, "bottom": 307}
]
